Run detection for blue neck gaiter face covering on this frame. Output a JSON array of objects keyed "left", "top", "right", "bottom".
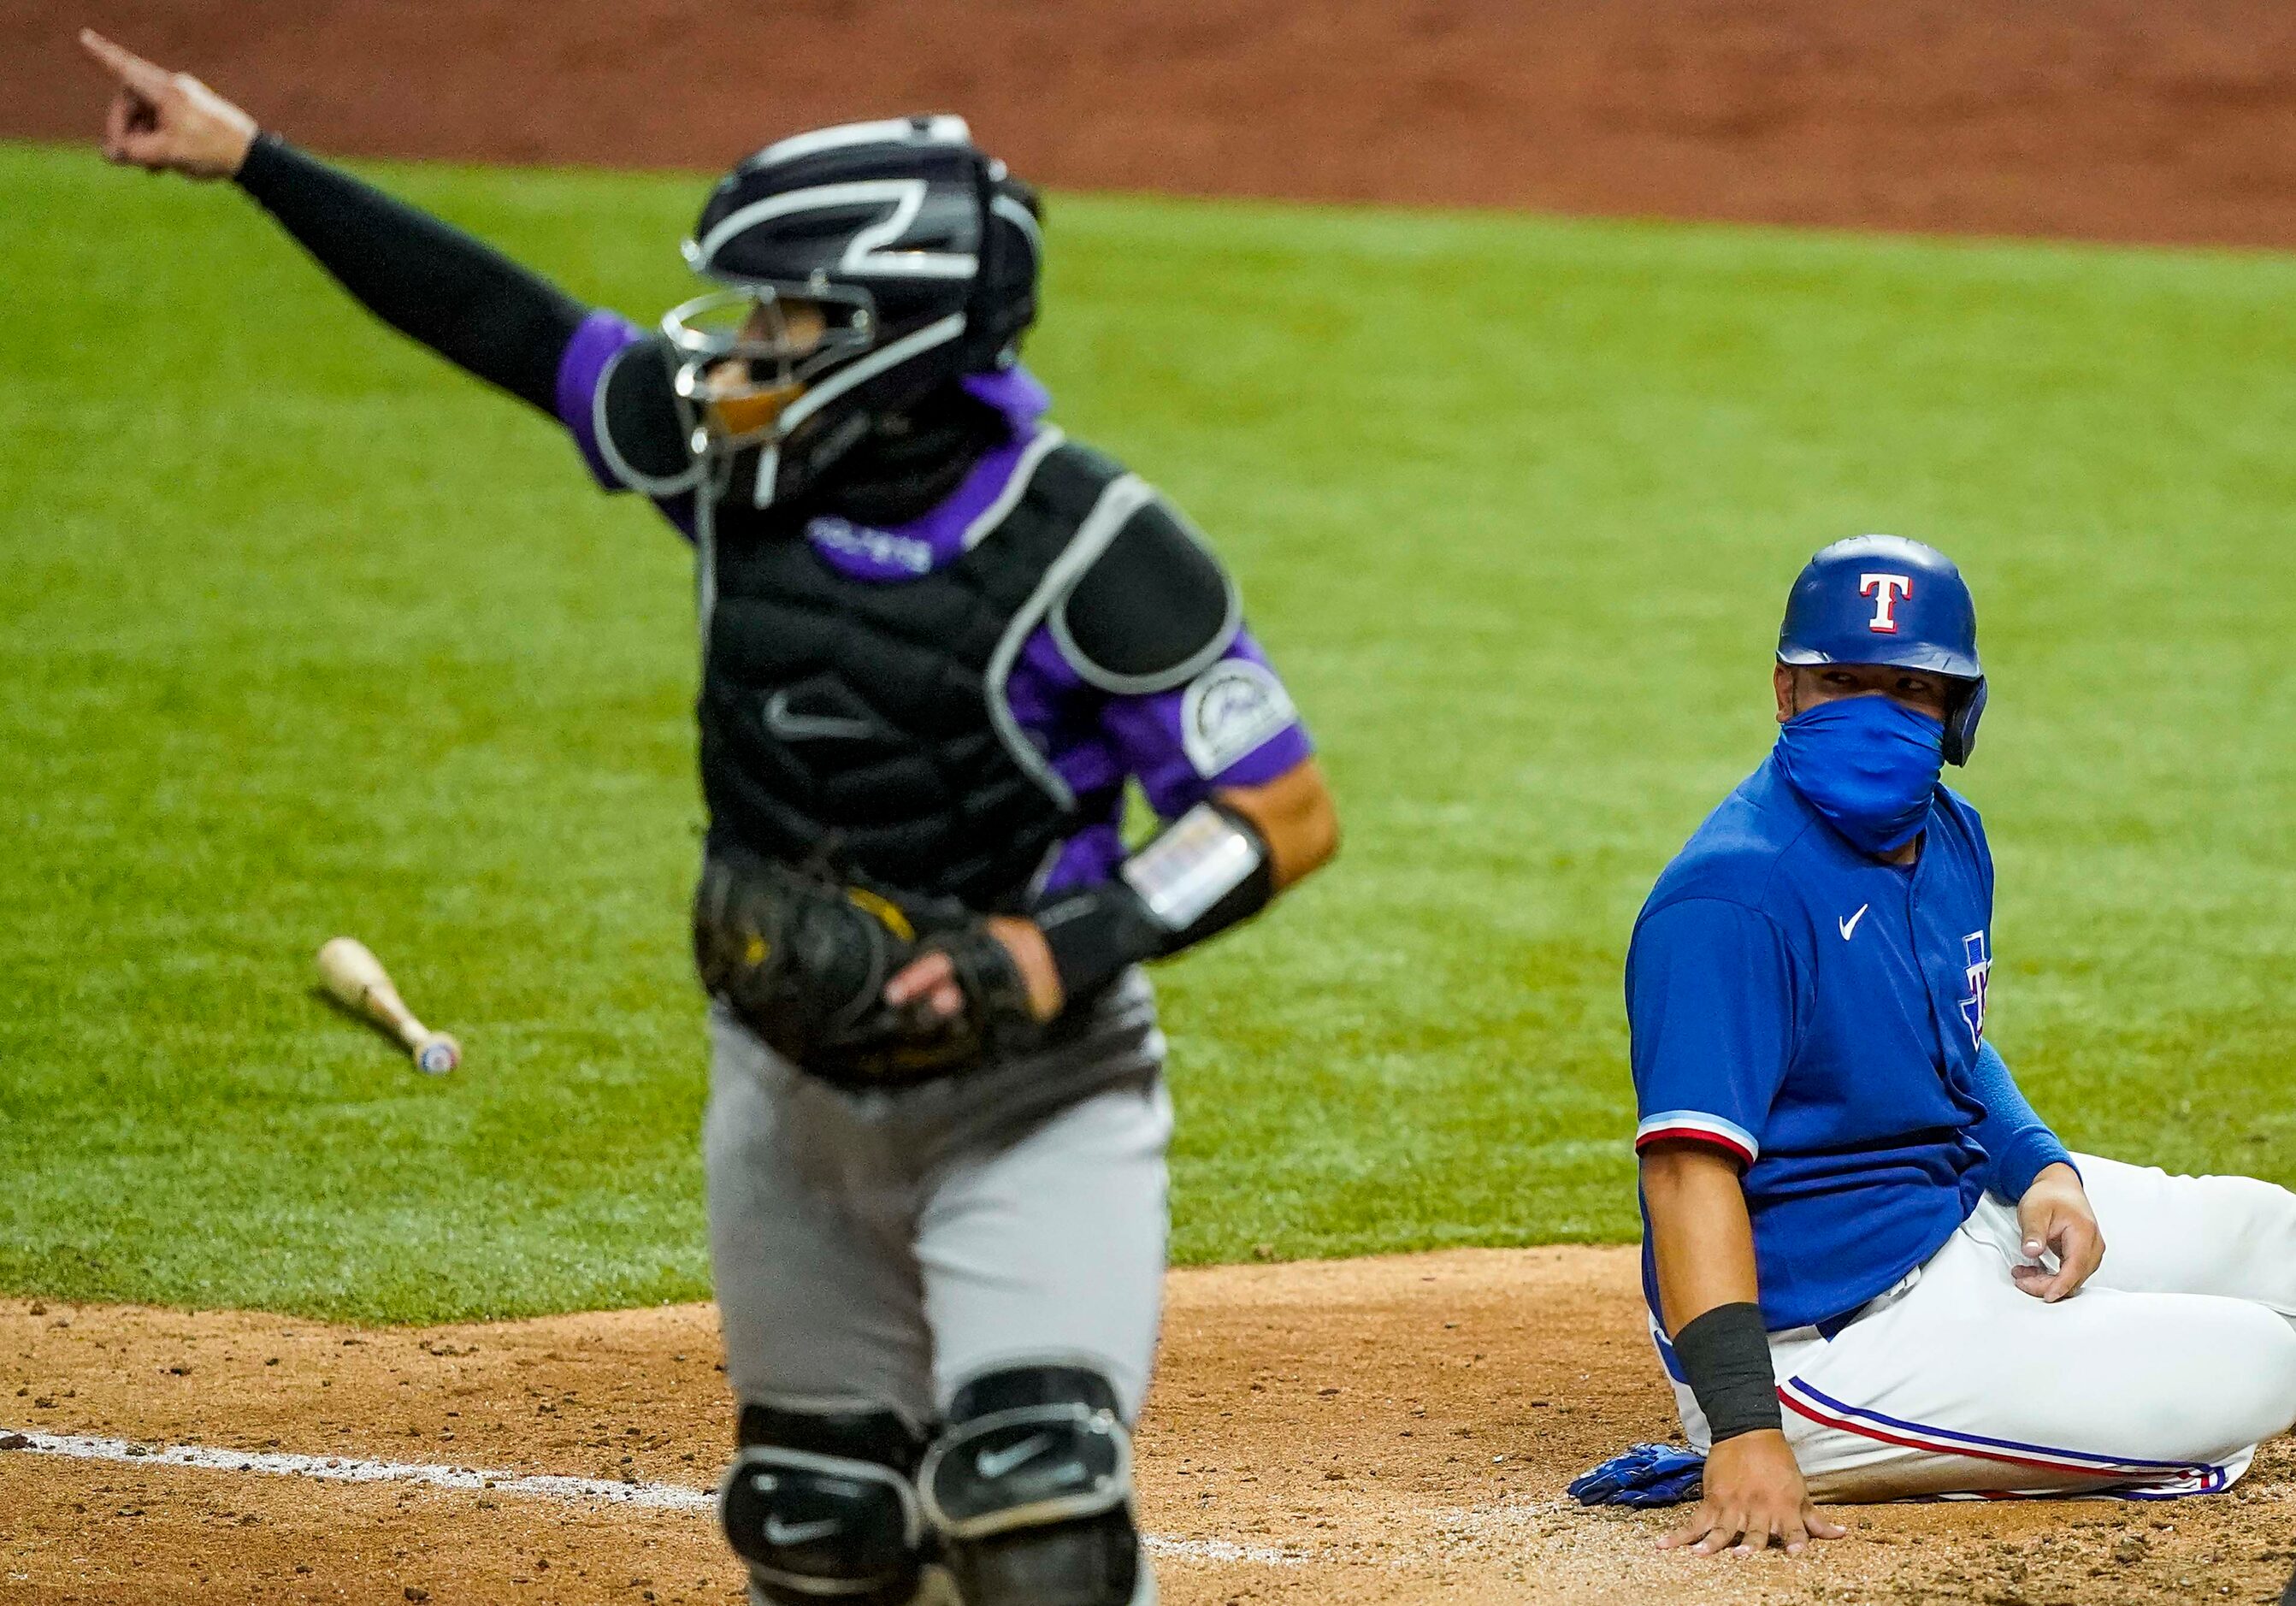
[{"left": 1774, "top": 696, "right": 1945, "bottom": 856}]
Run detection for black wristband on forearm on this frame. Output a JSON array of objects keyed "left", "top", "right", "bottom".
[
  {"left": 1037, "top": 802, "right": 1276, "bottom": 1001},
  {"left": 1671, "top": 1302, "right": 1782, "bottom": 1444}
]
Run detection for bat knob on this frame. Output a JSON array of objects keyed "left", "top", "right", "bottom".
[{"left": 414, "top": 1034, "right": 462, "bottom": 1076}]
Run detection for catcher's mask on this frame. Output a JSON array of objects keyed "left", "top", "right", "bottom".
[
  {"left": 663, "top": 286, "right": 875, "bottom": 451},
  {"left": 664, "top": 113, "right": 1043, "bottom": 508}
]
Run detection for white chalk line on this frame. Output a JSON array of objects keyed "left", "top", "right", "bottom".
[
  {"left": 0, "top": 1427, "right": 1300, "bottom": 1568},
  {"left": 2, "top": 1428, "right": 713, "bottom": 1512}
]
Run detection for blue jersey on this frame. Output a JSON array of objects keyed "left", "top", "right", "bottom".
[{"left": 1626, "top": 753, "right": 2033, "bottom": 1332}]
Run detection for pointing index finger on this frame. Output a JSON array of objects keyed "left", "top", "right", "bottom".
[{"left": 77, "top": 29, "right": 174, "bottom": 96}]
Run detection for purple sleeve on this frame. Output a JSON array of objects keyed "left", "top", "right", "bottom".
[
  {"left": 554, "top": 309, "right": 646, "bottom": 491},
  {"left": 1006, "top": 623, "right": 1312, "bottom": 897},
  {"left": 1101, "top": 629, "right": 1314, "bottom": 818}
]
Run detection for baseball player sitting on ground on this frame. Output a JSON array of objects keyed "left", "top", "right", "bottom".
[
  {"left": 1604, "top": 534, "right": 2296, "bottom": 1554},
  {"left": 82, "top": 32, "right": 1338, "bottom": 1606}
]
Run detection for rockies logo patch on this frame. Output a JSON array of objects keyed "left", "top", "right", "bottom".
[{"left": 1181, "top": 660, "right": 1296, "bottom": 778}]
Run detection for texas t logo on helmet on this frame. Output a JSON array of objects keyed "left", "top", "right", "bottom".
[
  {"left": 1858, "top": 572, "right": 1913, "bottom": 633},
  {"left": 1777, "top": 534, "right": 1988, "bottom": 765}
]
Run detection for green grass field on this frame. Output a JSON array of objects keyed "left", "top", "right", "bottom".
[{"left": 3, "top": 141, "right": 2292, "bottom": 1322}]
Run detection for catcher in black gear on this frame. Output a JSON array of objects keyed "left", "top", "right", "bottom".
[{"left": 85, "top": 32, "right": 1338, "bottom": 1606}]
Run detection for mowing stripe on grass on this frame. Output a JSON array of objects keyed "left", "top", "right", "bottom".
[{"left": 0, "top": 1427, "right": 1300, "bottom": 1566}]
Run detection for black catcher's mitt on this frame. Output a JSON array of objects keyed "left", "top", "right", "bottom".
[{"left": 693, "top": 853, "right": 1043, "bottom": 1085}]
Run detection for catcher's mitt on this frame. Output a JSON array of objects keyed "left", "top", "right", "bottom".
[{"left": 693, "top": 853, "right": 1042, "bottom": 1085}]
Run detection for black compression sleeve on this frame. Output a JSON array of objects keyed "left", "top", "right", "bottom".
[{"left": 233, "top": 133, "right": 586, "bottom": 415}]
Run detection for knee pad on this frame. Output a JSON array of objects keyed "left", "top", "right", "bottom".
[
  {"left": 919, "top": 1366, "right": 1146, "bottom": 1606},
  {"left": 721, "top": 1402, "right": 931, "bottom": 1606}
]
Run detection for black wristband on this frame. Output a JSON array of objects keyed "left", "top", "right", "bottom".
[
  {"left": 1036, "top": 802, "right": 1275, "bottom": 1001},
  {"left": 1670, "top": 1302, "right": 1782, "bottom": 1444},
  {"left": 1036, "top": 881, "right": 1165, "bottom": 1003}
]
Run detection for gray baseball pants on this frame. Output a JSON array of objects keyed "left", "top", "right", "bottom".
[{"left": 704, "top": 987, "right": 1174, "bottom": 1431}]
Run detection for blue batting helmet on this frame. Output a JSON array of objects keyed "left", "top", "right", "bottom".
[{"left": 1777, "top": 534, "right": 1988, "bottom": 765}]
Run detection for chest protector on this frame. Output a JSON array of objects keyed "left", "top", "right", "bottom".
[{"left": 699, "top": 440, "right": 1141, "bottom": 911}]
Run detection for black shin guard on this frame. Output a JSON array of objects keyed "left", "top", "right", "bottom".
[
  {"left": 920, "top": 1367, "right": 1143, "bottom": 1606},
  {"left": 943, "top": 1507, "right": 1141, "bottom": 1606},
  {"left": 723, "top": 1402, "right": 930, "bottom": 1606}
]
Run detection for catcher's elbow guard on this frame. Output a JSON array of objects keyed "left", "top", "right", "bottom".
[{"left": 1036, "top": 801, "right": 1273, "bottom": 1001}]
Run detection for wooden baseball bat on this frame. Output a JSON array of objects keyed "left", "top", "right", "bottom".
[{"left": 316, "top": 936, "right": 461, "bottom": 1075}]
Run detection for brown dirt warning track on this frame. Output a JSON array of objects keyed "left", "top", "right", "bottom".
[
  {"left": 6, "top": 1252, "right": 2293, "bottom": 1606},
  {"left": 9, "top": 1, "right": 2296, "bottom": 248}
]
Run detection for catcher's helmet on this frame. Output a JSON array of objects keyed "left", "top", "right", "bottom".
[
  {"left": 664, "top": 115, "right": 1042, "bottom": 506},
  {"left": 1777, "top": 534, "right": 1988, "bottom": 765}
]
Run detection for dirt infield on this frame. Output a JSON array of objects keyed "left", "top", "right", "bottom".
[
  {"left": 5, "top": 1250, "right": 2291, "bottom": 1605},
  {"left": 10, "top": 1, "right": 2296, "bottom": 247}
]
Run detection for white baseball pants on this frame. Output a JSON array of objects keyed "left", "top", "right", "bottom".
[{"left": 1666, "top": 1154, "right": 2296, "bottom": 1499}]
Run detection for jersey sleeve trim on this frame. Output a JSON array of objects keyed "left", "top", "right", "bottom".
[{"left": 1634, "top": 1111, "right": 1759, "bottom": 1166}]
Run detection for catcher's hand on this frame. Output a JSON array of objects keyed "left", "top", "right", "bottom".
[
  {"left": 79, "top": 29, "right": 257, "bottom": 179},
  {"left": 886, "top": 917, "right": 1063, "bottom": 1024},
  {"left": 887, "top": 918, "right": 1060, "bottom": 1070}
]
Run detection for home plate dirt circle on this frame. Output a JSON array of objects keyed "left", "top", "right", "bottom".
[{"left": 3, "top": 1249, "right": 2290, "bottom": 1604}]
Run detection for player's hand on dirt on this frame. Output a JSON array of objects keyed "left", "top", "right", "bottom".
[
  {"left": 79, "top": 29, "right": 257, "bottom": 179},
  {"left": 884, "top": 916, "right": 1063, "bottom": 1023},
  {"left": 1659, "top": 1430, "right": 1845, "bottom": 1557},
  {"left": 2013, "top": 1162, "right": 2104, "bottom": 1301}
]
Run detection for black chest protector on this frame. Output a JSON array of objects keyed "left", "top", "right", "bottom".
[{"left": 699, "top": 440, "right": 1175, "bottom": 912}]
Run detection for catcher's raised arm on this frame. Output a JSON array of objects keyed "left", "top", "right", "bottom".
[{"left": 78, "top": 28, "right": 609, "bottom": 422}]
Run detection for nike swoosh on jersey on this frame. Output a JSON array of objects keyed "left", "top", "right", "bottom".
[
  {"left": 975, "top": 1433, "right": 1054, "bottom": 1480},
  {"left": 1839, "top": 903, "right": 1870, "bottom": 941},
  {"left": 762, "top": 688, "right": 881, "bottom": 742},
  {"left": 763, "top": 1514, "right": 842, "bottom": 1546}
]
